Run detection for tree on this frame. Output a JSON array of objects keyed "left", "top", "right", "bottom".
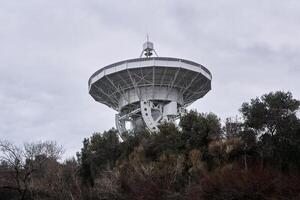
[
  {"left": 180, "top": 111, "right": 222, "bottom": 150},
  {"left": 223, "top": 117, "right": 243, "bottom": 139},
  {"left": 240, "top": 91, "right": 300, "bottom": 171},
  {"left": 0, "top": 140, "right": 64, "bottom": 200},
  {"left": 77, "top": 128, "right": 120, "bottom": 187},
  {"left": 143, "top": 122, "right": 183, "bottom": 160}
]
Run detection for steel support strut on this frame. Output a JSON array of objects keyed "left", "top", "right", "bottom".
[{"left": 140, "top": 100, "right": 159, "bottom": 132}]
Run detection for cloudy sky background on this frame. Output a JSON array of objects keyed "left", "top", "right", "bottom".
[{"left": 0, "top": 0, "right": 299, "bottom": 158}]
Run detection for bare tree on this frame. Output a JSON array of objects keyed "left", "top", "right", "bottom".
[{"left": 0, "top": 140, "right": 64, "bottom": 200}]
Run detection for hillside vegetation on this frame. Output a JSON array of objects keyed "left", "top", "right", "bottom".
[{"left": 1, "top": 91, "right": 300, "bottom": 200}]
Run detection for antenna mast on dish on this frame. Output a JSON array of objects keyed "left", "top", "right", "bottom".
[{"left": 140, "top": 34, "right": 158, "bottom": 58}]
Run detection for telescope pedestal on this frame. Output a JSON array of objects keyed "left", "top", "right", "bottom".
[{"left": 115, "top": 99, "right": 184, "bottom": 136}]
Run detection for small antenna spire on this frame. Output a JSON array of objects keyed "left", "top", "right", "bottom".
[{"left": 140, "top": 34, "right": 158, "bottom": 58}]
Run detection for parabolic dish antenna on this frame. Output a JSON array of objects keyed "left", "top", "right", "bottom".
[{"left": 88, "top": 40, "right": 212, "bottom": 135}]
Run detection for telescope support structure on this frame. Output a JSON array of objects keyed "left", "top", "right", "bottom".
[
  {"left": 115, "top": 99, "right": 184, "bottom": 134},
  {"left": 89, "top": 40, "right": 212, "bottom": 137}
]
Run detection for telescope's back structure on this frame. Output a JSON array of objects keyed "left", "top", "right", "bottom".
[{"left": 88, "top": 40, "right": 212, "bottom": 135}]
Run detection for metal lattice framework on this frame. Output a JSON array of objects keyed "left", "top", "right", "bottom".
[{"left": 88, "top": 42, "right": 212, "bottom": 135}]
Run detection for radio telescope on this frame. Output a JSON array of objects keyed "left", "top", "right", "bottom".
[{"left": 88, "top": 40, "right": 212, "bottom": 135}]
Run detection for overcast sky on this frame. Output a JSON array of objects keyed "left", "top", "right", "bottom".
[{"left": 0, "top": 0, "right": 299, "bottom": 158}]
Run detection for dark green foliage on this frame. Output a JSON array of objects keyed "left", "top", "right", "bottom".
[
  {"left": 240, "top": 91, "right": 300, "bottom": 135},
  {"left": 240, "top": 91, "right": 300, "bottom": 172},
  {"left": 119, "top": 129, "right": 151, "bottom": 160},
  {"left": 180, "top": 111, "right": 223, "bottom": 149},
  {"left": 77, "top": 128, "right": 121, "bottom": 186},
  {"left": 89, "top": 128, "right": 120, "bottom": 169},
  {"left": 144, "top": 123, "right": 183, "bottom": 160}
]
